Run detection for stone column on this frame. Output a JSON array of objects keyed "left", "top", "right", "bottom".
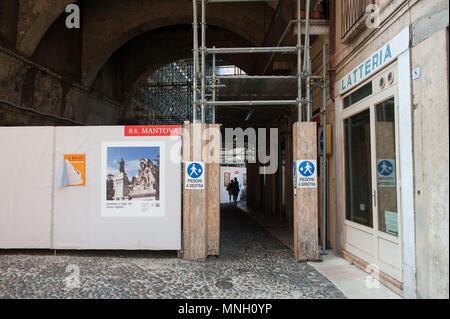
[{"left": 113, "top": 173, "right": 129, "bottom": 200}]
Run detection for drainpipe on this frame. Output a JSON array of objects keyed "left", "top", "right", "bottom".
[
  {"left": 322, "top": 44, "right": 327, "bottom": 253},
  {"left": 328, "top": 0, "right": 336, "bottom": 102}
]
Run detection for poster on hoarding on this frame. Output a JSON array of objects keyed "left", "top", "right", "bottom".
[
  {"left": 63, "top": 154, "right": 86, "bottom": 186},
  {"left": 101, "top": 141, "right": 165, "bottom": 217}
]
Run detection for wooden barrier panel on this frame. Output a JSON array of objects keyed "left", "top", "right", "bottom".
[
  {"left": 182, "top": 124, "right": 192, "bottom": 258},
  {"left": 182, "top": 123, "right": 220, "bottom": 260},
  {"left": 205, "top": 125, "right": 220, "bottom": 256},
  {"left": 293, "top": 122, "right": 320, "bottom": 262}
]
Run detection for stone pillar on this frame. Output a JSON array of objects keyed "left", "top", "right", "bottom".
[
  {"left": 293, "top": 122, "right": 320, "bottom": 261},
  {"left": 182, "top": 123, "right": 220, "bottom": 260},
  {"left": 113, "top": 173, "right": 129, "bottom": 200}
]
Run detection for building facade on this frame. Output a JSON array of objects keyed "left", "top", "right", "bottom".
[
  {"left": 331, "top": 0, "right": 449, "bottom": 298},
  {"left": 253, "top": 0, "right": 450, "bottom": 299},
  {"left": 0, "top": 0, "right": 448, "bottom": 299}
]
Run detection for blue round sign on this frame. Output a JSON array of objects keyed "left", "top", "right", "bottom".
[
  {"left": 299, "top": 161, "right": 315, "bottom": 177},
  {"left": 377, "top": 160, "right": 393, "bottom": 176},
  {"left": 187, "top": 163, "right": 203, "bottom": 178}
]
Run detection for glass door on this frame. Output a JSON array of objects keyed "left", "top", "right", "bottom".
[
  {"left": 343, "top": 91, "right": 402, "bottom": 281},
  {"left": 344, "top": 109, "right": 373, "bottom": 228},
  {"left": 375, "top": 98, "right": 399, "bottom": 237}
]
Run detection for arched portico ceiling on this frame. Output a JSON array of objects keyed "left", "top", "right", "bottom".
[
  {"left": 19, "top": 0, "right": 276, "bottom": 86},
  {"left": 17, "top": 0, "right": 75, "bottom": 56},
  {"left": 81, "top": 0, "right": 276, "bottom": 86},
  {"left": 116, "top": 25, "right": 256, "bottom": 109}
]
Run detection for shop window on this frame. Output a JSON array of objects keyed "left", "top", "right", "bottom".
[
  {"left": 344, "top": 109, "right": 373, "bottom": 227},
  {"left": 343, "top": 82, "right": 373, "bottom": 109},
  {"left": 375, "top": 98, "right": 398, "bottom": 236}
]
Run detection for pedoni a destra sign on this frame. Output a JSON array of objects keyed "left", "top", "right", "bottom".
[
  {"left": 185, "top": 162, "right": 205, "bottom": 190},
  {"left": 125, "top": 125, "right": 182, "bottom": 137},
  {"left": 338, "top": 27, "right": 409, "bottom": 94},
  {"left": 296, "top": 159, "right": 317, "bottom": 188}
]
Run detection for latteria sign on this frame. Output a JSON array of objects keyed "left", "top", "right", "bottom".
[{"left": 339, "top": 27, "right": 409, "bottom": 94}]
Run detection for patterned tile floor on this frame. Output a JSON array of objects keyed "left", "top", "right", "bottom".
[{"left": 0, "top": 204, "right": 345, "bottom": 299}]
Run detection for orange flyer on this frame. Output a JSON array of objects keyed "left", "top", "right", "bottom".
[{"left": 64, "top": 154, "right": 86, "bottom": 186}]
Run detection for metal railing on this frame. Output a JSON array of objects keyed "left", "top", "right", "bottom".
[{"left": 341, "top": 0, "right": 373, "bottom": 40}]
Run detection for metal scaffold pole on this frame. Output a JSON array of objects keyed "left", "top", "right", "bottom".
[
  {"left": 304, "top": 0, "right": 311, "bottom": 122},
  {"left": 194, "top": 0, "right": 322, "bottom": 124},
  {"left": 206, "top": 47, "right": 298, "bottom": 54},
  {"left": 297, "top": 0, "right": 302, "bottom": 122},
  {"left": 192, "top": 0, "right": 199, "bottom": 123},
  {"left": 190, "top": 0, "right": 329, "bottom": 257},
  {"left": 321, "top": 44, "right": 327, "bottom": 253},
  {"left": 212, "top": 49, "right": 216, "bottom": 124},
  {"left": 201, "top": 0, "right": 206, "bottom": 123}
]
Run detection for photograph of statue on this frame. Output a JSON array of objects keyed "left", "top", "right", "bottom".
[{"left": 106, "top": 146, "right": 160, "bottom": 201}]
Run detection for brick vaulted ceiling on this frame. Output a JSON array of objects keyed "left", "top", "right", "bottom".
[{"left": 2, "top": 0, "right": 319, "bottom": 127}]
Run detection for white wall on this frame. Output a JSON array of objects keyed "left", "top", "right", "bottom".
[
  {"left": 53, "top": 126, "right": 182, "bottom": 250},
  {"left": 0, "top": 127, "right": 54, "bottom": 248},
  {"left": 219, "top": 166, "right": 246, "bottom": 203},
  {"left": 411, "top": 28, "right": 449, "bottom": 299},
  {"left": 0, "top": 126, "right": 182, "bottom": 250}
]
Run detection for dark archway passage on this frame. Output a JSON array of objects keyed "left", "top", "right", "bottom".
[{"left": 219, "top": 203, "right": 288, "bottom": 258}]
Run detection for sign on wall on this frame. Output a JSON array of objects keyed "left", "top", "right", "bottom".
[
  {"left": 296, "top": 160, "right": 317, "bottom": 188},
  {"left": 338, "top": 27, "right": 409, "bottom": 94},
  {"left": 64, "top": 154, "right": 86, "bottom": 186},
  {"left": 377, "top": 159, "right": 396, "bottom": 187},
  {"left": 384, "top": 210, "right": 399, "bottom": 236},
  {"left": 185, "top": 162, "right": 205, "bottom": 189},
  {"left": 319, "top": 125, "right": 332, "bottom": 156},
  {"left": 124, "top": 125, "right": 181, "bottom": 137},
  {"left": 101, "top": 141, "right": 165, "bottom": 217}
]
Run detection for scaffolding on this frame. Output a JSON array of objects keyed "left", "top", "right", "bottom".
[
  {"left": 192, "top": 0, "right": 329, "bottom": 252},
  {"left": 192, "top": 0, "right": 327, "bottom": 124},
  {"left": 129, "top": 59, "right": 219, "bottom": 125}
]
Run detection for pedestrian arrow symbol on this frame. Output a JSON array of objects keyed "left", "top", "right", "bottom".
[
  {"left": 187, "top": 162, "right": 203, "bottom": 178},
  {"left": 377, "top": 159, "right": 396, "bottom": 187},
  {"left": 377, "top": 160, "right": 393, "bottom": 176},
  {"left": 185, "top": 162, "right": 205, "bottom": 189},
  {"left": 299, "top": 160, "right": 315, "bottom": 177},
  {"left": 296, "top": 159, "right": 317, "bottom": 188}
]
